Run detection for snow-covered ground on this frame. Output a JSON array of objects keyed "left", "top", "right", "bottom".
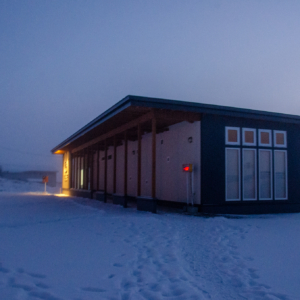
[{"left": 0, "top": 178, "right": 299, "bottom": 300}]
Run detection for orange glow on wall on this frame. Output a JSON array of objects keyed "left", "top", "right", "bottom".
[{"left": 54, "top": 150, "right": 65, "bottom": 154}]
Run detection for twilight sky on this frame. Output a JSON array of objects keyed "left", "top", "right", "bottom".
[{"left": 1, "top": 0, "right": 300, "bottom": 176}]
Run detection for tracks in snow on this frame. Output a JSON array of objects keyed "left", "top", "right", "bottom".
[
  {"left": 114, "top": 214, "right": 211, "bottom": 300},
  {"left": 179, "top": 217, "right": 291, "bottom": 300},
  {"left": 0, "top": 263, "right": 60, "bottom": 300}
]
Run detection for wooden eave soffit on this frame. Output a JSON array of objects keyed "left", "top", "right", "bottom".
[{"left": 71, "top": 109, "right": 201, "bottom": 153}]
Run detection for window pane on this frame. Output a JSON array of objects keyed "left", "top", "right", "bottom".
[
  {"left": 259, "top": 150, "right": 272, "bottom": 199},
  {"left": 243, "top": 149, "right": 256, "bottom": 200},
  {"left": 80, "top": 157, "right": 84, "bottom": 189},
  {"left": 245, "top": 131, "right": 254, "bottom": 144},
  {"left": 226, "top": 149, "right": 240, "bottom": 200},
  {"left": 261, "top": 132, "right": 270, "bottom": 145},
  {"left": 81, "top": 169, "right": 84, "bottom": 188},
  {"left": 72, "top": 158, "right": 75, "bottom": 188},
  {"left": 77, "top": 157, "right": 80, "bottom": 189},
  {"left": 228, "top": 130, "right": 238, "bottom": 143},
  {"left": 276, "top": 133, "right": 285, "bottom": 145},
  {"left": 275, "top": 151, "right": 287, "bottom": 199}
]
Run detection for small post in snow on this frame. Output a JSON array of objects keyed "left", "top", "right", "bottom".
[
  {"left": 42, "top": 176, "right": 49, "bottom": 194},
  {"left": 182, "top": 164, "right": 198, "bottom": 213}
]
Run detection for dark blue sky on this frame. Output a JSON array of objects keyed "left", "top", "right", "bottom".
[{"left": 1, "top": 0, "right": 300, "bottom": 174}]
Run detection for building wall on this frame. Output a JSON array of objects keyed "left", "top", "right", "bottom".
[
  {"left": 92, "top": 152, "right": 97, "bottom": 189},
  {"left": 99, "top": 150, "right": 105, "bottom": 190},
  {"left": 127, "top": 140, "right": 138, "bottom": 197},
  {"left": 88, "top": 120, "right": 201, "bottom": 204},
  {"left": 201, "top": 114, "right": 300, "bottom": 212},
  {"left": 141, "top": 132, "right": 152, "bottom": 197}
]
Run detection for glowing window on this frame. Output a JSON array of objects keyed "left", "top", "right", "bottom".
[
  {"left": 258, "top": 129, "right": 272, "bottom": 147},
  {"left": 225, "top": 127, "right": 240, "bottom": 145},
  {"left": 80, "top": 169, "right": 84, "bottom": 188},
  {"left": 242, "top": 128, "right": 256, "bottom": 146},
  {"left": 274, "top": 131, "right": 287, "bottom": 148}
]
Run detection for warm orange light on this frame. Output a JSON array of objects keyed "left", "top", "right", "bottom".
[
  {"left": 54, "top": 193, "right": 69, "bottom": 197},
  {"left": 54, "top": 150, "right": 65, "bottom": 154}
]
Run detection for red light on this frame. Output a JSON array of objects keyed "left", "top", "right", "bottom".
[{"left": 182, "top": 164, "right": 193, "bottom": 172}]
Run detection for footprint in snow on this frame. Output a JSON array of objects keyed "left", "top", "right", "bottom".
[
  {"left": 81, "top": 287, "right": 106, "bottom": 292},
  {"left": 11, "top": 282, "right": 34, "bottom": 292},
  {"left": 29, "top": 290, "right": 62, "bottom": 300},
  {"left": 245, "top": 256, "right": 254, "bottom": 261},
  {"left": 0, "top": 267, "right": 9, "bottom": 273},
  {"left": 28, "top": 272, "right": 47, "bottom": 279},
  {"left": 36, "top": 282, "right": 50, "bottom": 289},
  {"left": 121, "top": 279, "right": 135, "bottom": 290},
  {"left": 113, "top": 263, "right": 123, "bottom": 267}
]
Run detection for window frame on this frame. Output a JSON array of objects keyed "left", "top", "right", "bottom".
[
  {"left": 242, "top": 148, "right": 257, "bottom": 201},
  {"left": 225, "top": 147, "right": 241, "bottom": 201},
  {"left": 258, "top": 129, "right": 272, "bottom": 147},
  {"left": 273, "top": 130, "right": 287, "bottom": 148},
  {"left": 225, "top": 127, "right": 240, "bottom": 145},
  {"left": 274, "top": 150, "right": 288, "bottom": 200},
  {"left": 242, "top": 128, "right": 256, "bottom": 146}
]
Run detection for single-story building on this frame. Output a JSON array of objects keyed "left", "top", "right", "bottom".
[{"left": 51, "top": 95, "right": 300, "bottom": 214}]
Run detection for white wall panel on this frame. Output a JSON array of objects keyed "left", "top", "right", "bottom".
[
  {"left": 99, "top": 150, "right": 105, "bottom": 190},
  {"left": 156, "top": 121, "right": 201, "bottom": 204},
  {"left": 127, "top": 140, "right": 138, "bottom": 197},
  {"left": 116, "top": 144, "right": 125, "bottom": 195},
  {"left": 141, "top": 132, "right": 152, "bottom": 197},
  {"left": 107, "top": 147, "right": 114, "bottom": 194}
]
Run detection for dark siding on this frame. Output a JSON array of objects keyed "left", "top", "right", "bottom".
[
  {"left": 201, "top": 114, "right": 300, "bottom": 212},
  {"left": 287, "top": 122, "right": 300, "bottom": 204},
  {"left": 201, "top": 114, "right": 226, "bottom": 205}
]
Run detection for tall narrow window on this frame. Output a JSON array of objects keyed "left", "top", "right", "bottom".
[
  {"left": 72, "top": 158, "right": 75, "bottom": 188},
  {"left": 80, "top": 157, "right": 84, "bottom": 189},
  {"left": 259, "top": 150, "right": 272, "bottom": 200},
  {"left": 274, "top": 150, "right": 288, "bottom": 200},
  {"left": 77, "top": 157, "right": 80, "bottom": 189},
  {"left": 226, "top": 148, "right": 240, "bottom": 201},
  {"left": 243, "top": 149, "right": 257, "bottom": 200}
]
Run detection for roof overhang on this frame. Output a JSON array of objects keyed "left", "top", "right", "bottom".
[{"left": 52, "top": 95, "right": 300, "bottom": 154}]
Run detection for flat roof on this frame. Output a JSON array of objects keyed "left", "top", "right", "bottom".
[{"left": 51, "top": 95, "right": 300, "bottom": 153}]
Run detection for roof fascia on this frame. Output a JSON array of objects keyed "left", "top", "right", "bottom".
[
  {"left": 51, "top": 96, "right": 132, "bottom": 153},
  {"left": 128, "top": 95, "right": 300, "bottom": 124},
  {"left": 52, "top": 95, "right": 300, "bottom": 153}
]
